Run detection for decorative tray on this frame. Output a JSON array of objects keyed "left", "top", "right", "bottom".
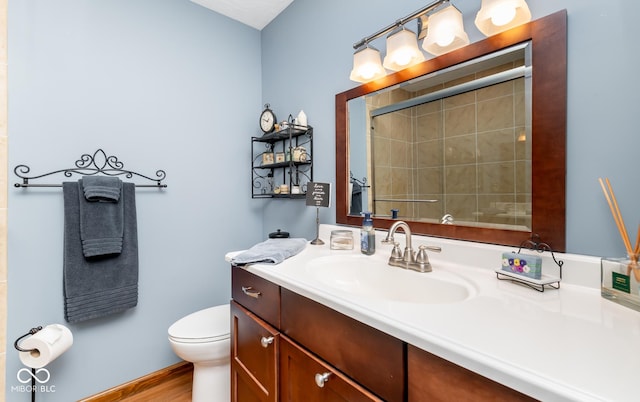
[{"left": 494, "top": 269, "right": 561, "bottom": 292}]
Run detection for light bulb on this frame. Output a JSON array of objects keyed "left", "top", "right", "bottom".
[
  {"left": 491, "top": 5, "right": 517, "bottom": 26},
  {"left": 359, "top": 63, "right": 378, "bottom": 80},
  {"left": 391, "top": 47, "right": 413, "bottom": 67},
  {"left": 436, "top": 30, "right": 455, "bottom": 47}
]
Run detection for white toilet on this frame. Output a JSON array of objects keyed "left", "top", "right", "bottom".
[{"left": 168, "top": 304, "right": 230, "bottom": 402}]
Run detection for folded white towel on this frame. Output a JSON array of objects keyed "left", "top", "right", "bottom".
[{"left": 231, "top": 238, "right": 307, "bottom": 266}]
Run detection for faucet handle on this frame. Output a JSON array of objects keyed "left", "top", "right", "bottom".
[
  {"left": 416, "top": 245, "right": 430, "bottom": 264},
  {"left": 390, "top": 242, "right": 403, "bottom": 260},
  {"left": 381, "top": 235, "right": 395, "bottom": 245},
  {"left": 416, "top": 245, "right": 441, "bottom": 262},
  {"left": 414, "top": 245, "right": 433, "bottom": 273},
  {"left": 422, "top": 245, "right": 441, "bottom": 253}
]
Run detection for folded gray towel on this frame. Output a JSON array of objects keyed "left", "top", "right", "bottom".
[
  {"left": 82, "top": 176, "right": 122, "bottom": 202},
  {"left": 63, "top": 181, "right": 138, "bottom": 323},
  {"left": 79, "top": 178, "right": 123, "bottom": 257},
  {"left": 231, "top": 238, "right": 307, "bottom": 266}
]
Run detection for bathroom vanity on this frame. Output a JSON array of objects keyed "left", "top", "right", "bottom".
[
  {"left": 229, "top": 224, "right": 640, "bottom": 401},
  {"left": 231, "top": 266, "right": 531, "bottom": 401}
]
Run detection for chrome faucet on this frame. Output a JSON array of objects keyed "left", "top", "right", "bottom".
[
  {"left": 382, "top": 221, "right": 441, "bottom": 273},
  {"left": 441, "top": 214, "right": 454, "bottom": 224}
]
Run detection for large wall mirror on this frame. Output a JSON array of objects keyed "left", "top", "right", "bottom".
[{"left": 336, "top": 10, "right": 567, "bottom": 251}]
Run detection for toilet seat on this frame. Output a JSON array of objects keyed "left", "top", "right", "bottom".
[{"left": 168, "top": 304, "right": 230, "bottom": 344}]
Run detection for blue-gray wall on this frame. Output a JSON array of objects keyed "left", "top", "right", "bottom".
[
  {"left": 6, "top": 0, "right": 640, "bottom": 400},
  {"left": 7, "top": 0, "right": 263, "bottom": 400}
]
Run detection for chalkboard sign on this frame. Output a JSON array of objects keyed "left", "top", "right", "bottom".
[{"left": 306, "top": 182, "right": 331, "bottom": 208}]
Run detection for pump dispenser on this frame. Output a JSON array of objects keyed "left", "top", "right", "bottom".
[{"left": 361, "top": 212, "right": 375, "bottom": 255}]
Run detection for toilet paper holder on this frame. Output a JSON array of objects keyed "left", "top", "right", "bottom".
[
  {"left": 14, "top": 326, "right": 44, "bottom": 402},
  {"left": 14, "top": 326, "right": 43, "bottom": 352}
]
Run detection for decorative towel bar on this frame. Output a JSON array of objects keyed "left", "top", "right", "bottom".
[{"left": 13, "top": 149, "right": 167, "bottom": 188}]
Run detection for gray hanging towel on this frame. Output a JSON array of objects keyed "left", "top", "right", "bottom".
[
  {"left": 63, "top": 181, "right": 138, "bottom": 323},
  {"left": 350, "top": 181, "right": 362, "bottom": 215},
  {"left": 81, "top": 175, "right": 122, "bottom": 202},
  {"left": 79, "top": 177, "right": 124, "bottom": 257}
]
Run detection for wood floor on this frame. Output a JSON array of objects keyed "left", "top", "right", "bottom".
[
  {"left": 117, "top": 370, "right": 192, "bottom": 402},
  {"left": 80, "top": 362, "right": 193, "bottom": 402}
]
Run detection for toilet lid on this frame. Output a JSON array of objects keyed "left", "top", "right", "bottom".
[{"left": 168, "top": 304, "right": 230, "bottom": 342}]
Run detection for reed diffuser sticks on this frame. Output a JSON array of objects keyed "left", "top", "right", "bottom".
[{"left": 598, "top": 177, "right": 640, "bottom": 280}]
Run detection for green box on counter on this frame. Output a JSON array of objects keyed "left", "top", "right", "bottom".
[
  {"left": 501, "top": 252, "right": 542, "bottom": 280},
  {"left": 601, "top": 257, "right": 640, "bottom": 312}
]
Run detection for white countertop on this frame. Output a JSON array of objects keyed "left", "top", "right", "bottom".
[{"left": 226, "top": 224, "right": 640, "bottom": 402}]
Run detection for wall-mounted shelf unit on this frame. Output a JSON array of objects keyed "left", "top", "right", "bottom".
[{"left": 251, "top": 124, "right": 313, "bottom": 199}]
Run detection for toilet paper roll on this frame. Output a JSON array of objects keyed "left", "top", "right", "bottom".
[{"left": 18, "top": 324, "right": 73, "bottom": 369}]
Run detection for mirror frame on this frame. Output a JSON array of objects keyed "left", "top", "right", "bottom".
[{"left": 336, "top": 10, "right": 567, "bottom": 251}]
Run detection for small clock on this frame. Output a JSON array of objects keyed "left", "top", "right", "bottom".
[{"left": 260, "top": 104, "right": 276, "bottom": 134}]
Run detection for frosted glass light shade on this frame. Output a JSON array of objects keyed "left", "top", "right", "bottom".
[
  {"left": 382, "top": 28, "right": 425, "bottom": 71},
  {"left": 350, "top": 46, "right": 386, "bottom": 83},
  {"left": 475, "top": 0, "right": 532, "bottom": 36},
  {"left": 422, "top": 5, "right": 469, "bottom": 56}
]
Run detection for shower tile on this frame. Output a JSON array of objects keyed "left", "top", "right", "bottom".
[
  {"left": 516, "top": 160, "right": 532, "bottom": 194},
  {"left": 374, "top": 166, "right": 392, "bottom": 197},
  {"left": 444, "top": 104, "right": 476, "bottom": 137},
  {"left": 477, "top": 128, "right": 515, "bottom": 164},
  {"left": 445, "top": 165, "right": 477, "bottom": 195},
  {"left": 478, "top": 162, "right": 515, "bottom": 194},
  {"left": 416, "top": 167, "right": 443, "bottom": 194},
  {"left": 416, "top": 112, "right": 443, "bottom": 142},
  {"left": 444, "top": 194, "right": 478, "bottom": 222},
  {"left": 389, "top": 113, "right": 412, "bottom": 142},
  {"left": 373, "top": 136, "right": 391, "bottom": 167},
  {"left": 415, "top": 139, "right": 443, "bottom": 169},
  {"left": 445, "top": 134, "right": 476, "bottom": 165},
  {"left": 391, "top": 167, "right": 411, "bottom": 197},
  {"left": 477, "top": 96, "right": 514, "bottom": 132},
  {"left": 390, "top": 140, "right": 409, "bottom": 168}
]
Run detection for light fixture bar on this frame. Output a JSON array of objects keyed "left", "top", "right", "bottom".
[{"left": 353, "top": 0, "right": 449, "bottom": 49}]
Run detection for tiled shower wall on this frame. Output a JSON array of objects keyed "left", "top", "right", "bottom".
[
  {"left": 0, "top": 0, "right": 7, "bottom": 398},
  {"left": 370, "top": 61, "right": 531, "bottom": 228}
]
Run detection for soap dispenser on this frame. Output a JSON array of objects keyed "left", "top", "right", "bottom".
[{"left": 360, "top": 212, "right": 375, "bottom": 255}]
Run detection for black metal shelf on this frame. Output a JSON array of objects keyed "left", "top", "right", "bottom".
[
  {"left": 251, "top": 125, "right": 313, "bottom": 199},
  {"left": 253, "top": 124, "right": 311, "bottom": 143}
]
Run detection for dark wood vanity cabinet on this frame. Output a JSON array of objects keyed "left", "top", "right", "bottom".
[
  {"left": 231, "top": 267, "right": 392, "bottom": 401},
  {"left": 280, "top": 336, "right": 382, "bottom": 402},
  {"left": 280, "top": 288, "right": 404, "bottom": 402},
  {"left": 231, "top": 302, "right": 279, "bottom": 402},
  {"left": 231, "top": 266, "right": 534, "bottom": 401},
  {"left": 407, "top": 345, "right": 535, "bottom": 401}
]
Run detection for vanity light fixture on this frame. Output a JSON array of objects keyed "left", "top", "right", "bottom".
[
  {"left": 422, "top": 4, "right": 469, "bottom": 56},
  {"left": 349, "top": 0, "right": 532, "bottom": 83},
  {"left": 475, "top": 0, "right": 532, "bottom": 36},
  {"left": 349, "top": 45, "right": 387, "bottom": 83},
  {"left": 382, "top": 26, "right": 425, "bottom": 71}
]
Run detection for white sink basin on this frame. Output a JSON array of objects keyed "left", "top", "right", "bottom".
[{"left": 305, "top": 254, "right": 476, "bottom": 304}]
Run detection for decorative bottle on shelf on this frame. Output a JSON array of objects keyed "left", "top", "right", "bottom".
[
  {"left": 297, "top": 110, "right": 307, "bottom": 127},
  {"left": 360, "top": 212, "right": 375, "bottom": 255}
]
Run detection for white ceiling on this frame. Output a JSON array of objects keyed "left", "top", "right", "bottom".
[{"left": 190, "top": 0, "right": 294, "bottom": 30}]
